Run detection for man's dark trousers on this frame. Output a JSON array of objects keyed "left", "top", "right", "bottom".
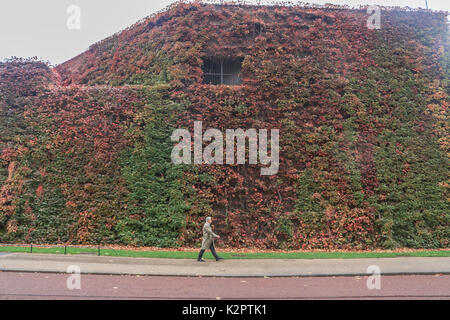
[{"left": 197, "top": 243, "right": 220, "bottom": 261}]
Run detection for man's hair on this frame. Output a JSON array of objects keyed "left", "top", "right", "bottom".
[{"left": 206, "top": 217, "right": 212, "bottom": 222}]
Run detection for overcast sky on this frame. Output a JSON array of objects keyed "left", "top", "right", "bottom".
[{"left": 0, "top": 0, "right": 448, "bottom": 65}]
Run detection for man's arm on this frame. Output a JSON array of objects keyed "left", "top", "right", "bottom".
[{"left": 205, "top": 224, "right": 219, "bottom": 238}]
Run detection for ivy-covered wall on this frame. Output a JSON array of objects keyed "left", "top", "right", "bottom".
[{"left": 1, "top": 2, "right": 448, "bottom": 249}]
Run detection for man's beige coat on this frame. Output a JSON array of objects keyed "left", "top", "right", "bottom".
[{"left": 201, "top": 222, "right": 219, "bottom": 250}]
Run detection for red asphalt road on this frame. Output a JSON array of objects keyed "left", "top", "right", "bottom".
[{"left": 0, "top": 272, "right": 449, "bottom": 300}]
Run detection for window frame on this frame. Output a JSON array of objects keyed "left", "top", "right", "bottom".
[{"left": 202, "top": 57, "right": 242, "bottom": 86}]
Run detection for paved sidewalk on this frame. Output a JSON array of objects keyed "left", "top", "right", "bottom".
[{"left": 0, "top": 252, "right": 449, "bottom": 277}]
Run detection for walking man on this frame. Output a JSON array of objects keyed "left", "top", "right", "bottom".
[{"left": 197, "top": 217, "right": 223, "bottom": 262}]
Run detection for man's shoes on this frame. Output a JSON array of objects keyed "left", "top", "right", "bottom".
[
  {"left": 198, "top": 259, "right": 206, "bottom": 262},
  {"left": 216, "top": 257, "right": 223, "bottom": 261}
]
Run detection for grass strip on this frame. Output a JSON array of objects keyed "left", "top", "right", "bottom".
[{"left": 1, "top": 246, "right": 449, "bottom": 259}]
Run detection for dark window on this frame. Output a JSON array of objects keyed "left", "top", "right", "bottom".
[
  {"left": 254, "top": 22, "right": 265, "bottom": 36},
  {"left": 202, "top": 57, "right": 242, "bottom": 85}
]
